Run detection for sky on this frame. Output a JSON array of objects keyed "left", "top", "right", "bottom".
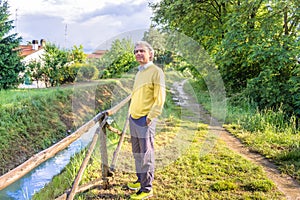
[{"left": 7, "top": 0, "right": 159, "bottom": 52}]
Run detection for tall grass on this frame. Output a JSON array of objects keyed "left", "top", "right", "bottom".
[
  {"left": 0, "top": 88, "right": 72, "bottom": 174},
  {"left": 188, "top": 79, "right": 300, "bottom": 182},
  {"left": 240, "top": 108, "right": 298, "bottom": 134}
]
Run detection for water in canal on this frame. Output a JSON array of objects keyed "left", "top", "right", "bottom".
[{"left": 0, "top": 124, "right": 97, "bottom": 200}]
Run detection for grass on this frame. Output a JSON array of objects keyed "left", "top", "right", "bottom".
[
  {"left": 153, "top": 128, "right": 280, "bottom": 199},
  {"left": 33, "top": 113, "right": 284, "bottom": 200},
  {"left": 187, "top": 79, "right": 300, "bottom": 183},
  {"left": 0, "top": 80, "right": 129, "bottom": 175},
  {"left": 32, "top": 76, "right": 285, "bottom": 199},
  {"left": 0, "top": 88, "right": 72, "bottom": 174},
  {"left": 2, "top": 72, "right": 296, "bottom": 199}
]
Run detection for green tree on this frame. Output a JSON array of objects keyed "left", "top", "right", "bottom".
[
  {"left": 143, "top": 27, "right": 173, "bottom": 69},
  {"left": 42, "top": 43, "right": 87, "bottom": 86},
  {"left": 70, "top": 45, "right": 86, "bottom": 63},
  {"left": 151, "top": 0, "right": 300, "bottom": 116},
  {"left": 42, "top": 43, "right": 69, "bottom": 87},
  {"left": 25, "top": 60, "right": 43, "bottom": 87},
  {"left": 62, "top": 45, "right": 87, "bottom": 83},
  {"left": 289, "top": 65, "right": 300, "bottom": 119},
  {"left": 97, "top": 38, "right": 138, "bottom": 78},
  {"left": 151, "top": 0, "right": 229, "bottom": 54},
  {"left": 217, "top": 0, "right": 299, "bottom": 93},
  {"left": 0, "top": 0, "right": 24, "bottom": 89}
]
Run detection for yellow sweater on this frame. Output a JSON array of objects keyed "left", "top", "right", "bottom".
[{"left": 129, "top": 64, "right": 166, "bottom": 120}]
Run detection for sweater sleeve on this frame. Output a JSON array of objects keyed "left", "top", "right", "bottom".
[{"left": 147, "top": 68, "right": 166, "bottom": 120}]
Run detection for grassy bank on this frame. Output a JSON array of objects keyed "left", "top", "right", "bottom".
[
  {"left": 0, "top": 88, "right": 72, "bottom": 175},
  {"left": 0, "top": 80, "right": 129, "bottom": 176},
  {"left": 188, "top": 79, "right": 300, "bottom": 182}
]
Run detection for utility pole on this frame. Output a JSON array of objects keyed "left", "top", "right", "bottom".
[{"left": 64, "top": 24, "right": 68, "bottom": 48}]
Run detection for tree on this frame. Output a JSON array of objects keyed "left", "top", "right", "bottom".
[
  {"left": 0, "top": 0, "right": 24, "bottom": 89},
  {"left": 70, "top": 45, "right": 86, "bottom": 63},
  {"left": 41, "top": 43, "right": 87, "bottom": 86},
  {"left": 42, "top": 43, "right": 69, "bottom": 87},
  {"left": 25, "top": 60, "right": 43, "bottom": 87},
  {"left": 96, "top": 38, "right": 138, "bottom": 78},
  {"left": 143, "top": 27, "right": 173, "bottom": 68},
  {"left": 151, "top": 0, "right": 229, "bottom": 54},
  {"left": 151, "top": 0, "right": 300, "bottom": 116}
]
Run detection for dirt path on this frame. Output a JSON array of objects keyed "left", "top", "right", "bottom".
[{"left": 171, "top": 79, "right": 300, "bottom": 200}]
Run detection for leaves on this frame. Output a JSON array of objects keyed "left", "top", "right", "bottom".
[
  {"left": 151, "top": 0, "right": 300, "bottom": 117},
  {"left": 0, "top": 0, "right": 24, "bottom": 89},
  {"left": 32, "top": 43, "right": 88, "bottom": 87},
  {"left": 96, "top": 38, "right": 138, "bottom": 79}
]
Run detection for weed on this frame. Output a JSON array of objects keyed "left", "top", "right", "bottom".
[
  {"left": 210, "top": 181, "right": 238, "bottom": 191},
  {"left": 243, "top": 180, "right": 275, "bottom": 192}
]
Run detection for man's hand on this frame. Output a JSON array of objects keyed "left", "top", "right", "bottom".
[{"left": 146, "top": 118, "right": 151, "bottom": 126}]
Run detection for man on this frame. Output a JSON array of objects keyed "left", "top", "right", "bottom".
[{"left": 128, "top": 41, "right": 166, "bottom": 199}]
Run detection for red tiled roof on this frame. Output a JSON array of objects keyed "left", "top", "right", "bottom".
[
  {"left": 87, "top": 50, "right": 108, "bottom": 59},
  {"left": 18, "top": 45, "right": 43, "bottom": 57}
]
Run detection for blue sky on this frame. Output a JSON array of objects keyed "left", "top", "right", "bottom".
[{"left": 8, "top": 0, "right": 159, "bottom": 52}]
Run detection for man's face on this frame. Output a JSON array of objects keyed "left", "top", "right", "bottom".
[{"left": 134, "top": 45, "right": 151, "bottom": 65}]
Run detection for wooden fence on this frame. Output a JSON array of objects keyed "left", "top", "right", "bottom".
[{"left": 0, "top": 95, "right": 131, "bottom": 200}]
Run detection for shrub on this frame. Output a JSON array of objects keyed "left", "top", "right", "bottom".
[{"left": 76, "top": 64, "right": 99, "bottom": 81}]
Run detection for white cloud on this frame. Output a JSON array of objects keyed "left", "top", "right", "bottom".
[
  {"left": 7, "top": 0, "right": 160, "bottom": 52},
  {"left": 8, "top": 0, "right": 148, "bottom": 23}
]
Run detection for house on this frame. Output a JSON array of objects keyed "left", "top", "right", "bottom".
[
  {"left": 18, "top": 39, "right": 46, "bottom": 88},
  {"left": 86, "top": 49, "right": 107, "bottom": 59},
  {"left": 19, "top": 39, "right": 46, "bottom": 64}
]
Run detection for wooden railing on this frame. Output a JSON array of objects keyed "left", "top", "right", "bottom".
[{"left": 0, "top": 95, "right": 131, "bottom": 200}]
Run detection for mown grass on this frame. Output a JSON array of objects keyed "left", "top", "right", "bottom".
[
  {"left": 33, "top": 113, "right": 284, "bottom": 200},
  {"left": 153, "top": 126, "right": 280, "bottom": 200},
  {"left": 187, "top": 79, "right": 300, "bottom": 183},
  {"left": 33, "top": 75, "right": 285, "bottom": 199}
]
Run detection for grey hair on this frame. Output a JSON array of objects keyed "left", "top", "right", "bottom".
[{"left": 134, "top": 41, "right": 155, "bottom": 61}]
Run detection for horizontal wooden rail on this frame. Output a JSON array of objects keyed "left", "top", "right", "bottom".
[
  {"left": 0, "top": 111, "right": 105, "bottom": 190},
  {"left": 106, "top": 95, "right": 131, "bottom": 116},
  {"left": 55, "top": 177, "right": 113, "bottom": 200}
]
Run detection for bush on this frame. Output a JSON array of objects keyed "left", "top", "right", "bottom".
[
  {"left": 289, "top": 65, "right": 300, "bottom": 121},
  {"left": 76, "top": 64, "right": 99, "bottom": 81},
  {"left": 100, "top": 52, "right": 138, "bottom": 79},
  {"left": 59, "top": 63, "right": 81, "bottom": 84}
]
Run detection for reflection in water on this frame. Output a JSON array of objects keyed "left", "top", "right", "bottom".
[{"left": 0, "top": 125, "right": 97, "bottom": 200}]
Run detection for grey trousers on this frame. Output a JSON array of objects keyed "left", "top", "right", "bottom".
[{"left": 129, "top": 115, "right": 156, "bottom": 192}]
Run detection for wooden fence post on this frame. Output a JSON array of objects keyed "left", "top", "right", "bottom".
[
  {"left": 99, "top": 115, "right": 109, "bottom": 189},
  {"left": 110, "top": 112, "right": 130, "bottom": 171},
  {"left": 66, "top": 128, "right": 99, "bottom": 200}
]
